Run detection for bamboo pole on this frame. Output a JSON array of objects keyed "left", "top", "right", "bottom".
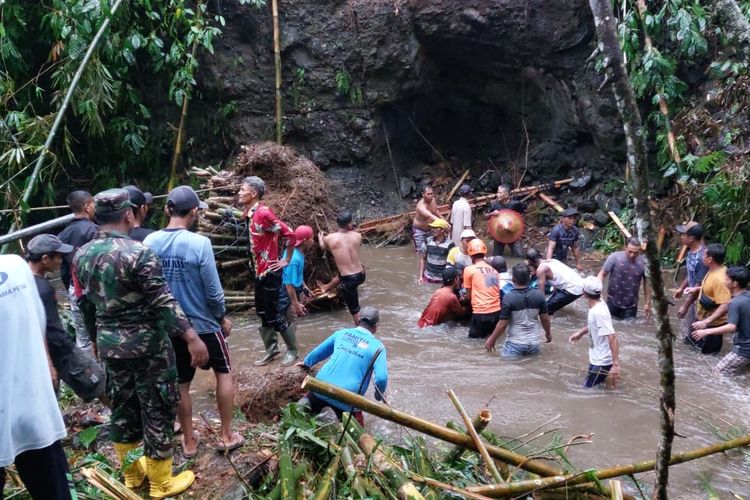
[
  {"left": 279, "top": 438, "right": 296, "bottom": 498},
  {"left": 608, "top": 479, "right": 623, "bottom": 500},
  {"left": 447, "top": 390, "right": 504, "bottom": 484},
  {"left": 311, "top": 453, "right": 341, "bottom": 500},
  {"left": 267, "top": 464, "right": 307, "bottom": 500},
  {"left": 444, "top": 409, "right": 492, "bottom": 462},
  {"left": 383, "top": 122, "right": 402, "bottom": 198},
  {"left": 607, "top": 211, "right": 632, "bottom": 238},
  {"left": 1, "top": 0, "right": 124, "bottom": 253},
  {"left": 272, "top": 0, "right": 283, "bottom": 144},
  {"left": 80, "top": 467, "right": 142, "bottom": 500},
  {"left": 341, "top": 446, "right": 369, "bottom": 498},
  {"left": 444, "top": 169, "right": 470, "bottom": 204},
  {"left": 538, "top": 192, "right": 596, "bottom": 230},
  {"left": 467, "top": 432, "right": 750, "bottom": 497},
  {"left": 301, "top": 377, "right": 562, "bottom": 477},
  {"left": 359, "top": 434, "right": 425, "bottom": 500}
]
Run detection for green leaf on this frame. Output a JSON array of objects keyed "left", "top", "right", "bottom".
[
  {"left": 79, "top": 426, "right": 98, "bottom": 449},
  {"left": 122, "top": 447, "right": 144, "bottom": 470}
]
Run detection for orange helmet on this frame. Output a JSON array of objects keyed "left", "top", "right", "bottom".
[{"left": 466, "top": 238, "right": 487, "bottom": 256}]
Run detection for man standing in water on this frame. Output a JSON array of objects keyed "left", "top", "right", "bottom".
[
  {"left": 447, "top": 229, "right": 475, "bottom": 268},
  {"left": 238, "top": 176, "right": 297, "bottom": 366},
  {"left": 546, "top": 207, "right": 583, "bottom": 270},
  {"left": 412, "top": 185, "right": 440, "bottom": 251},
  {"left": 526, "top": 248, "right": 584, "bottom": 315},
  {"left": 597, "top": 237, "right": 652, "bottom": 320},
  {"left": 450, "top": 184, "right": 473, "bottom": 246},
  {"left": 145, "top": 186, "right": 244, "bottom": 457},
  {"left": 693, "top": 266, "right": 750, "bottom": 374},
  {"left": 485, "top": 263, "right": 551, "bottom": 357},
  {"left": 318, "top": 210, "right": 366, "bottom": 324},
  {"left": 463, "top": 239, "right": 501, "bottom": 338},
  {"left": 674, "top": 222, "right": 708, "bottom": 335},
  {"left": 418, "top": 218, "right": 454, "bottom": 284},
  {"left": 569, "top": 276, "right": 620, "bottom": 388},
  {"left": 685, "top": 243, "right": 731, "bottom": 354},
  {"left": 75, "top": 188, "right": 208, "bottom": 498}
]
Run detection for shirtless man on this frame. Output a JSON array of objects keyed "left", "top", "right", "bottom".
[
  {"left": 318, "top": 210, "right": 366, "bottom": 324},
  {"left": 412, "top": 185, "right": 440, "bottom": 252}
]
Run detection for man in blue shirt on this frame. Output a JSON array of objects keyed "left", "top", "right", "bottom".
[
  {"left": 277, "top": 225, "right": 315, "bottom": 365},
  {"left": 546, "top": 207, "right": 582, "bottom": 270},
  {"left": 298, "top": 306, "right": 388, "bottom": 425},
  {"left": 144, "top": 186, "right": 243, "bottom": 457}
]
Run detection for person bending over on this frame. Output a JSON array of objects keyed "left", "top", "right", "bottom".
[{"left": 418, "top": 266, "right": 468, "bottom": 327}]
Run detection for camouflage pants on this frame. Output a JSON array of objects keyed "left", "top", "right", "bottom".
[{"left": 104, "top": 351, "right": 179, "bottom": 459}]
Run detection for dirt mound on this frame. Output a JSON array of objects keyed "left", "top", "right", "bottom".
[{"left": 236, "top": 365, "right": 314, "bottom": 423}]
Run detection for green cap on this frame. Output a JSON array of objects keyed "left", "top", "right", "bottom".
[{"left": 94, "top": 188, "right": 137, "bottom": 214}]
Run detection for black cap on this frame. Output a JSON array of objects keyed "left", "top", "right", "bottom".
[
  {"left": 561, "top": 207, "right": 579, "bottom": 217},
  {"left": 123, "top": 185, "right": 154, "bottom": 207},
  {"left": 27, "top": 234, "right": 74, "bottom": 255},
  {"left": 167, "top": 185, "right": 208, "bottom": 211},
  {"left": 686, "top": 223, "right": 704, "bottom": 238},
  {"left": 459, "top": 184, "right": 472, "bottom": 195},
  {"left": 358, "top": 306, "right": 380, "bottom": 327},
  {"left": 442, "top": 266, "right": 458, "bottom": 285}
]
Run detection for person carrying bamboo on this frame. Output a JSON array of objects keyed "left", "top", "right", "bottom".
[
  {"left": 144, "top": 186, "right": 244, "bottom": 457},
  {"left": 297, "top": 306, "right": 388, "bottom": 426},
  {"left": 238, "top": 176, "right": 298, "bottom": 366}
]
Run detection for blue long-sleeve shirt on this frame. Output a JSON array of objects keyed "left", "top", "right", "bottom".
[
  {"left": 303, "top": 326, "right": 388, "bottom": 411},
  {"left": 143, "top": 229, "right": 225, "bottom": 334}
]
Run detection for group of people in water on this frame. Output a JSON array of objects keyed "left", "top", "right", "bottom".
[{"left": 3, "top": 176, "right": 750, "bottom": 499}]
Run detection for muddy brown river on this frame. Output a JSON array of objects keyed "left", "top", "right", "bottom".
[{"left": 193, "top": 246, "right": 749, "bottom": 497}]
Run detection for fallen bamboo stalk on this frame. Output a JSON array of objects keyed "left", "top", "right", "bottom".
[
  {"left": 447, "top": 390, "right": 504, "bottom": 484},
  {"left": 267, "top": 463, "right": 307, "bottom": 500},
  {"left": 607, "top": 211, "right": 632, "bottom": 238},
  {"left": 444, "top": 169, "right": 470, "bottom": 204},
  {"left": 301, "top": 377, "right": 562, "bottom": 477},
  {"left": 212, "top": 245, "right": 248, "bottom": 253},
  {"left": 444, "top": 409, "right": 492, "bottom": 462},
  {"left": 80, "top": 467, "right": 142, "bottom": 500},
  {"left": 538, "top": 192, "right": 596, "bottom": 230},
  {"left": 341, "top": 446, "right": 370, "bottom": 498},
  {"left": 279, "top": 438, "right": 295, "bottom": 498},
  {"left": 411, "top": 475, "right": 494, "bottom": 500},
  {"left": 218, "top": 258, "right": 249, "bottom": 269},
  {"left": 311, "top": 452, "right": 341, "bottom": 500},
  {"left": 466, "top": 433, "right": 750, "bottom": 497},
  {"left": 358, "top": 434, "right": 425, "bottom": 500}
]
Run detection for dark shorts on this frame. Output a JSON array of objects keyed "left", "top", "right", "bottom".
[
  {"left": 606, "top": 299, "right": 637, "bottom": 320},
  {"left": 684, "top": 329, "right": 723, "bottom": 355},
  {"left": 304, "top": 391, "right": 364, "bottom": 426},
  {"left": 340, "top": 271, "right": 366, "bottom": 315},
  {"left": 55, "top": 344, "right": 106, "bottom": 402},
  {"left": 469, "top": 311, "right": 500, "bottom": 339},
  {"left": 547, "top": 289, "right": 581, "bottom": 315},
  {"left": 584, "top": 364, "right": 612, "bottom": 388},
  {"left": 172, "top": 332, "right": 232, "bottom": 384}
]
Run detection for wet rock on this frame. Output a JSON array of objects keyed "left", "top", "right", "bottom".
[
  {"left": 594, "top": 210, "right": 611, "bottom": 227},
  {"left": 606, "top": 197, "right": 624, "bottom": 213},
  {"left": 595, "top": 192, "right": 608, "bottom": 211},
  {"left": 399, "top": 176, "right": 416, "bottom": 197},
  {"left": 578, "top": 199, "right": 598, "bottom": 213}
]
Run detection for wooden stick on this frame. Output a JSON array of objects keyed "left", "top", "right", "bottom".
[
  {"left": 272, "top": 0, "right": 283, "bottom": 144},
  {"left": 538, "top": 192, "right": 596, "bottom": 230},
  {"left": 444, "top": 169, "right": 470, "bottom": 204},
  {"left": 279, "top": 184, "right": 298, "bottom": 218},
  {"left": 656, "top": 226, "right": 666, "bottom": 250},
  {"left": 383, "top": 122, "right": 402, "bottom": 198},
  {"left": 609, "top": 479, "right": 624, "bottom": 500},
  {"left": 358, "top": 434, "right": 425, "bottom": 500},
  {"left": 444, "top": 409, "right": 492, "bottom": 462},
  {"left": 466, "top": 433, "right": 750, "bottom": 497},
  {"left": 411, "top": 475, "right": 494, "bottom": 500},
  {"left": 80, "top": 467, "right": 142, "bottom": 500},
  {"left": 218, "top": 258, "right": 249, "bottom": 269},
  {"left": 447, "top": 390, "right": 504, "bottom": 484},
  {"left": 607, "top": 211, "right": 632, "bottom": 238},
  {"left": 301, "top": 377, "right": 562, "bottom": 477},
  {"left": 676, "top": 244, "right": 688, "bottom": 263}
]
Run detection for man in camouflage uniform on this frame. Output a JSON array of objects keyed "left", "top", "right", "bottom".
[{"left": 74, "top": 188, "right": 208, "bottom": 499}]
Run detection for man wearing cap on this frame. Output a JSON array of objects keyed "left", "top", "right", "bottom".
[
  {"left": 298, "top": 306, "right": 388, "bottom": 425},
  {"left": 58, "top": 190, "right": 98, "bottom": 351},
  {"left": 447, "top": 229, "right": 476, "bottom": 268},
  {"left": 546, "top": 208, "right": 583, "bottom": 270},
  {"left": 450, "top": 184, "right": 473, "bottom": 246},
  {"left": 412, "top": 185, "right": 441, "bottom": 252},
  {"left": 487, "top": 185, "right": 525, "bottom": 257},
  {"left": 238, "top": 176, "right": 297, "bottom": 366},
  {"left": 597, "top": 237, "right": 652, "bottom": 320},
  {"left": 673, "top": 222, "right": 708, "bottom": 336},
  {"left": 569, "top": 276, "right": 620, "bottom": 388},
  {"left": 124, "top": 185, "right": 155, "bottom": 242},
  {"left": 418, "top": 218, "right": 454, "bottom": 284},
  {"left": 318, "top": 210, "right": 367, "bottom": 325},
  {"left": 74, "top": 188, "right": 209, "bottom": 498},
  {"left": 26, "top": 234, "right": 105, "bottom": 403},
  {"left": 526, "top": 248, "right": 584, "bottom": 315},
  {"left": 0, "top": 254, "right": 74, "bottom": 500},
  {"left": 418, "top": 266, "right": 468, "bottom": 327},
  {"left": 144, "top": 186, "right": 244, "bottom": 457},
  {"left": 276, "top": 225, "right": 315, "bottom": 365},
  {"left": 464, "top": 239, "right": 501, "bottom": 338}
]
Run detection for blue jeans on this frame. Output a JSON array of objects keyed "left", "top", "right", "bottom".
[{"left": 501, "top": 340, "right": 541, "bottom": 358}]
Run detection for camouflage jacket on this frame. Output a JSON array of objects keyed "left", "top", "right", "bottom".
[{"left": 73, "top": 230, "right": 191, "bottom": 359}]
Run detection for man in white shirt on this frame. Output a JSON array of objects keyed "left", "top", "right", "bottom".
[
  {"left": 526, "top": 248, "right": 584, "bottom": 315},
  {"left": 0, "top": 255, "right": 72, "bottom": 498},
  {"left": 569, "top": 276, "right": 620, "bottom": 388},
  {"left": 450, "top": 184, "right": 473, "bottom": 246}
]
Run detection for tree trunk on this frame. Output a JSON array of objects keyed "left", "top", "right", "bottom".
[{"left": 587, "top": 1, "right": 676, "bottom": 499}]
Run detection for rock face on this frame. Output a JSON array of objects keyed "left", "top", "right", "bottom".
[{"left": 194, "top": 0, "right": 624, "bottom": 185}]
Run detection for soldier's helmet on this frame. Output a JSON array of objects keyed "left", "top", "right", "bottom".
[{"left": 94, "top": 188, "right": 137, "bottom": 214}]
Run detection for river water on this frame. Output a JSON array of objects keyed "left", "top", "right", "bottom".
[{"left": 195, "top": 246, "right": 750, "bottom": 497}]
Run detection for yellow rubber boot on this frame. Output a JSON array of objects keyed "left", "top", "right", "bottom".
[
  {"left": 146, "top": 456, "right": 195, "bottom": 499},
  {"left": 113, "top": 442, "right": 147, "bottom": 489}
]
